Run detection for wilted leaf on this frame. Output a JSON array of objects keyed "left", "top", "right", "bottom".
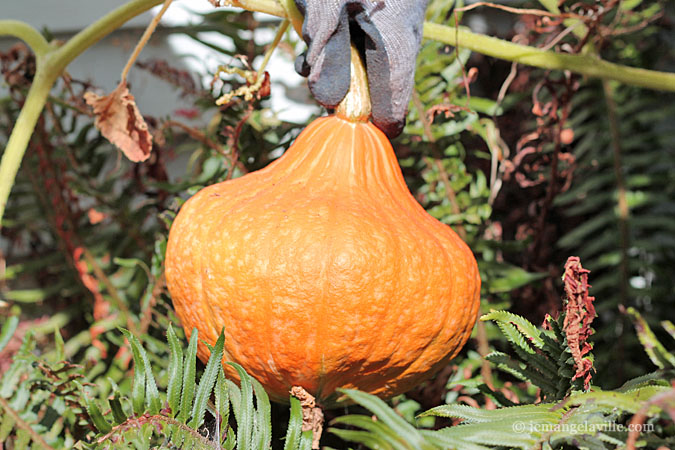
[
  {"left": 84, "top": 81, "right": 152, "bottom": 162},
  {"left": 562, "top": 256, "right": 596, "bottom": 390}
]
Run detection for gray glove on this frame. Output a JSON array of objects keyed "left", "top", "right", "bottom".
[{"left": 294, "top": 0, "right": 428, "bottom": 138}]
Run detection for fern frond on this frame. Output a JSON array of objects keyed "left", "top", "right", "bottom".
[
  {"left": 481, "top": 310, "right": 546, "bottom": 349},
  {"left": 419, "top": 403, "right": 560, "bottom": 423},
  {"left": 337, "top": 389, "right": 437, "bottom": 450},
  {"left": 626, "top": 307, "right": 675, "bottom": 369}
]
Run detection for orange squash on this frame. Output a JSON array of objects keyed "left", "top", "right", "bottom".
[{"left": 165, "top": 49, "right": 480, "bottom": 405}]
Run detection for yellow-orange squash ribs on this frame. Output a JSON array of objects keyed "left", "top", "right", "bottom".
[{"left": 165, "top": 113, "right": 481, "bottom": 406}]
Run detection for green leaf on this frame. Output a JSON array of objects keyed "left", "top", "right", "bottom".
[
  {"left": 567, "top": 387, "right": 670, "bottom": 415},
  {"left": 0, "top": 331, "right": 35, "bottom": 398},
  {"left": 188, "top": 331, "right": 224, "bottom": 429},
  {"left": 479, "top": 261, "right": 547, "bottom": 294},
  {"left": 15, "top": 428, "right": 30, "bottom": 449},
  {"left": 338, "top": 389, "right": 436, "bottom": 450},
  {"left": 109, "top": 391, "right": 128, "bottom": 425},
  {"left": 121, "top": 329, "right": 161, "bottom": 415},
  {"left": 284, "top": 396, "right": 304, "bottom": 450},
  {"left": 85, "top": 397, "right": 112, "bottom": 434},
  {"left": 120, "top": 329, "right": 145, "bottom": 415},
  {"left": 0, "top": 315, "right": 18, "bottom": 353},
  {"left": 617, "top": 369, "right": 675, "bottom": 392},
  {"left": 166, "top": 324, "right": 184, "bottom": 418},
  {"left": 485, "top": 352, "right": 559, "bottom": 395},
  {"left": 419, "top": 403, "right": 561, "bottom": 423},
  {"left": 113, "top": 256, "right": 150, "bottom": 274},
  {"left": 229, "top": 362, "right": 255, "bottom": 450},
  {"left": 224, "top": 427, "right": 237, "bottom": 450},
  {"left": 178, "top": 329, "right": 199, "bottom": 424},
  {"left": 434, "top": 420, "right": 540, "bottom": 448},
  {"left": 661, "top": 320, "right": 675, "bottom": 341},
  {"left": 480, "top": 310, "right": 546, "bottom": 349},
  {"left": 0, "top": 413, "right": 16, "bottom": 443},
  {"left": 332, "top": 415, "right": 414, "bottom": 450},
  {"left": 53, "top": 326, "right": 65, "bottom": 362},
  {"left": 215, "top": 367, "right": 230, "bottom": 444},
  {"left": 626, "top": 307, "right": 675, "bottom": 369},
  {"left": 3, "top": 282, "right": 68, "bottom": 303},
  {"left": 251, "top": 377, "right": 272, "bottom": 450},
  {"left": 329, "top": 428, "right": 395, "bottom": 450},
  {"left": 298, "top": 430, "right": 314, "bottom": 450},
  {"left": 420, "top": 429, "right": 489, "bottom": 450}
]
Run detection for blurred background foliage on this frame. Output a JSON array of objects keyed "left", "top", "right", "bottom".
[{"left": 0, "top": 0, "right": 674, "bottom": 448}]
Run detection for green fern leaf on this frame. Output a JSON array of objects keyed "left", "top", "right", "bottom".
[
  {"left": 626, "top": 307, "right": 675, "bottom": 369},
  {"left": 166, "top": 324, "right": 184, "bottom": 417},
  {"left": 481, "top": 310, "right": 546, "bottom": 349},
  {"left": 485, "top": 352, "right": 559, "bottom": 395},
  {"left": 567, "top": 386, "right": 669, "bottom": 415},
  {"left": 496, "top": 321, "right": 559, "bottom": 378},
  {"left": 332, "top": 415, "right": 415, "bottom": 450},
  {"left": 419, "top": 429, "right": 489, "bottom": 450},
  {"left": 328, "top": 428, "right": 396, "bottom": 450},
  {"left": 298, "top": 430, "right": 314, "bottom": 450},
  {"left": 121, "top": 329, "right": 161, "bottom": 415},
  {"left": 0, "top": 316, "right": 18, "bottom": 354},
  {"left": 189, "top": 331, "right": 224, "bottom": 430},
  {"left": 109, "top": 391, "right": 128, "bottom": 425},
  {"left": 251, "top": 377, "right": 272, "bottom": 450},
  {"left": 229, "top": 362, "right": 255, "bottom": 450},
  {"left": 15, "top": 428, "right": 31, "bottom": 449},
  {"left": 85, "top": 396, "right": 112, "bottom": 434},
  {"left": 661, "top": 320, "right": 675, "bottom": 341},
  {"left": 178, "top": 329, "right": 199, "bottom": 424},
  {"left": 1, "top": 331, "right": 35, "bottom": 398},
  {"left": 475, "top": 384, "right": 517, "bottom": 407},
  {"left": 617, "top": 370, "right": 675, "bottom": 392},
  {"left": 215, "top": 367, "right": 230, "bottom": 444},
  {"left": 284, "top": 396, "right": 304, "bottom": 450},
  {"left": 338, "top": 389, "right": 436, "bottom": 450},
  {"left": 435, "top": 420, "right": 540, "bottom": 449},
  {"left": 420, "top": 403, "right": 561, "bottom": 424}
]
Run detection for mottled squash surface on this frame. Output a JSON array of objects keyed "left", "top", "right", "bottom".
[{"left": 166, "top": 114, "right": 480, "bottom": 405}]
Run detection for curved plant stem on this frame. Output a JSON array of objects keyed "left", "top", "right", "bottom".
[
  {"left": 278, "top": 0, "right": 304, "bottom": 35},
  {"left": 120, "top": 0, "right": 173, "bottom": 82},
  {"left": 227, "top": 0, "right": 285, "bottom": 18},
  {"left": 0, "top": 66, "right": 55, "bottom": 226},
  {"left": 0, "top": 20, "right": 51, "bottom": 58},
  {"left": 423, "top": 23, "right": 675, "bottom": 92},
  {"left": 50, "top": 0, "right": 164, "bottom": 72},
  {"left": 257, "top": 19, "right": 290, "bottom": 80}
]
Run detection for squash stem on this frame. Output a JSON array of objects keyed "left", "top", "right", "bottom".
[{"left": 336, "top": 45, "right": 371, "bottom": 122}]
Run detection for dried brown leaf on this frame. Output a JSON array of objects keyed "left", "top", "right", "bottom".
[
  {"left": 562, "top": 256, "right": 596, "bottom": 390},
  {"left": 290, "top": 386, "right": 324, "bottom": 449},
  {"left": 84, "top": 81, "right": 152, "bottom": 162}
]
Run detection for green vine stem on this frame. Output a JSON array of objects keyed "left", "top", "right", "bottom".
[
  {"left": 0, "top": 66, "right": 55, "bottom": 228},
  {"left": 0, "top": 20, "right": 51, "bottom": 58},
  {"left": 423, "top": 23, "right": 675, "bottom": 92},
  {"left": 2, "top": 0, "right": 675, "bottom": 227}
]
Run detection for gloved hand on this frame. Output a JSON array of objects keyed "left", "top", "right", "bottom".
[{"left": 294, "top": 0, "right": 429, "bottom": 138}]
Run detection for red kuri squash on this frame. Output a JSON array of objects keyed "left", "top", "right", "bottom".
[{"left": 165, "top": 48, "right": 480, "bottom": 405}]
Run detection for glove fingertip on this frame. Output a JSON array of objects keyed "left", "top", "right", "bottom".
[
  {"left": 295, "top": 53, "right": 310, "bottom": 77},
  {"left": 371, "top": 113, "right": 406, "bottom": 139},
  {"left": 308, "top": 71, "right": 350, "bottom": 108}
]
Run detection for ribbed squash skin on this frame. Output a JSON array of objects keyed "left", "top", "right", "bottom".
[{"left": 165, "top": 115, "right": 481, "bottom": 405}]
